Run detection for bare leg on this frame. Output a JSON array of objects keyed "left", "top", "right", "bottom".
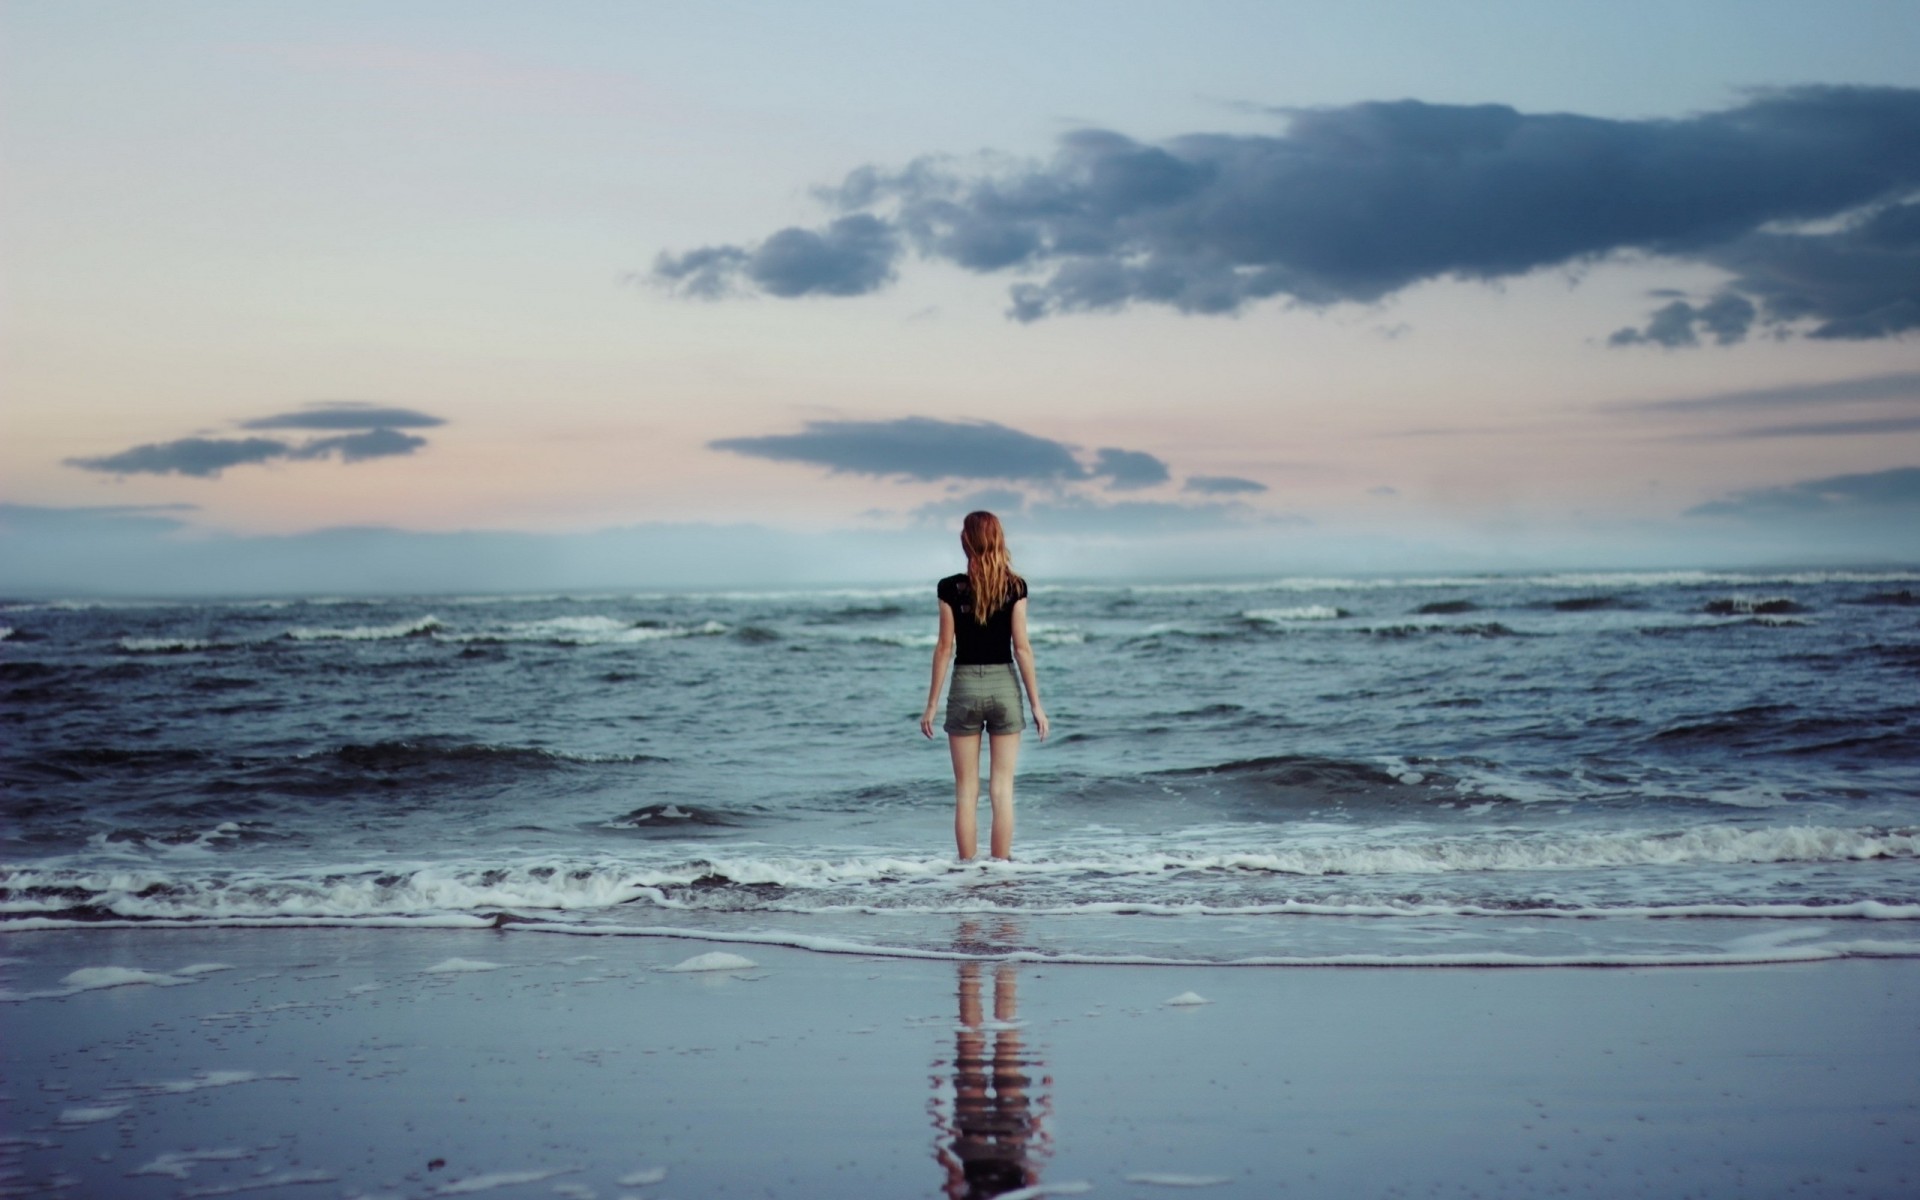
[
  {"left": 949, "top": 733, "right": 982, "bottom": 860},
  {"left": 987, "top": 731, "right": 1021, "bottom": 860}
]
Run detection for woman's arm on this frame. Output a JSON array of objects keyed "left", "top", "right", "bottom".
[
  {"left": 920, "top": 600, "right": 957, "bottom": 738},
  {"left": 1008, "top": 598, "right": 1049, "bottom": 741}
]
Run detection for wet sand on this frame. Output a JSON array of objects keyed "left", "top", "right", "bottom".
[{"left": 3, "top": 926, "right": 1917, "bottom": 1198}]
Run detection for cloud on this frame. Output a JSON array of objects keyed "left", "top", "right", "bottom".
[
  {"left": 0, "top": 502, "right": 196, "bottom": 535},
  {"left": 64, "top": 407, "right": 444, "bottom": 478},
  {"left": 1713, "top": 415, "right": 1920, "bottom": 439},
  {"left": 654, "top": 86, "right": 1920, "bottom": 338},
  {"left": 1183, "top": 475, "right": 1268, "bottom": 495},
  {"left": 1090, "top": 447, "right": 1170, "bottom": 490},
  {"left": 916, "top": 489, "right": 1267, "bottom": 536},
  {"left": 66, "top": 437, "right": 297, "bottom": 478},
  {"left": 1686, "top": 466, "right": 1920, "bottom": 520},
  {"left": 291, "top": 428, "right": 430, "bottom": 461},
  {"left": 1608, "top": 293, "right": 1757, "bottom": 347},
  {"left": 240, "top": 402, "right": 446, "bottom": 431},
  {"left": 655, "top": 214, "right": 899, "bottom": 298},
  {"left": 1611, "top": 200, "right": 1920, "bottom": 346},
  {"left": 709, "top": 417, "right": 1090, "bottom": 483},
  {"left": 1623, "top": 371, "right": 1920, "bottom": 414}
]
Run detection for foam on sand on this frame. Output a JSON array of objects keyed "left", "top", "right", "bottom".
[
  {"left": 1126, "top": 1174, "right": 1233, "bottom": 1187},
  {"left": 665, "top": 951, "right": 756, "bottom": 972},
  {"left": 431, "top": 1167, "right": 580, "bottom": 1194},
  {"left": 126, "top": 1148, "right": 257, "bottom": 1179},
  {"left": 1164, "top": 991, "right": 1211, "bottom": 1006},
  {"left": 57, "top": 1104, "right": 128, "bottom": 1125},
  {"left": 179, "top": 1168, "right": 335, "bottom": 1196},
  {"left": 618, "top": 1166, "right": 668, "bottom": 1185},
  {"left": 423, "top": 958, "right": 504, "bottom": 973},
  {"left": 996, "top": 1183, "right": 1094, "bottom": 1199}
]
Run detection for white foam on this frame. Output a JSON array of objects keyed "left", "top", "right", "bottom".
[
  {"left": 617, "top": 1167, "right": 668, "bottom": 1186},
  {"left": 0, "top": 625, "right": 12, "bottom": 640},
  {"left": 1243, "top": 605, "right": 1343, "bottom": 621},
  {"left": 180, "top": 1169, "right": 335, "bottom": 1196},
  {"left": 57, "top": 1104, "right": 127, "bottom": 1124},
  {"left": 1164, "top": 992, "right": 1211, "bottom": 1006},
  {"left": 431, "top": 1168, "right": 579, "bottom": 1194},
  {"left": 5, "top": 826, "right": 1916, "bottom": 928},
  {"left": 664, "top": 951, "right": 756, "bottom": 972},
  {"left": 423, "top": 958, "right": 503, "bottom": 973},
  {"left": 1125, "top": 1175, "right": 1232, "bottom": 1187},
  {"left": 446, "top": 617, "right": 729, "bottom": 646},
  {"left": 128, "top": 1069, "right": 292, "bottom": 1095},
  {"left": 995, "top": 1183, "right": 1093, "bottom": 1200},
  {"left": 119, "top": 636, "right": 218, "bottom": 652},
  {"left": 126, "top": 1148, "right": 256, "bottom": 1179},
  {"left": 285, "top": 615, "right": 441, "bottom": 641}
]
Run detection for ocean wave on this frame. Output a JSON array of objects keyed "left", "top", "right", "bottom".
[
  {"left": 444, "top": 616, "right": 729, "bottom": 645},
  {"left": 1243, "top": 606, "right": 1346, "bottom": 622},
  {"left": 4, "top": 825, "right": 1910, "bottom": 923},
  {"left": 1702, "top": 595, "right": 1805, "bottom": 616},
  {"left": 119, "top": 636, "right": 221, "bottom": 653},
  {"left": 327, "top": 739, "right": 662, "bottom": 773},
  {"left": 1357, "top": 620, "right": 1520, "bottom": 638},
  {"left": 285, "top": 616, "right": 442, "bottom": 641}
]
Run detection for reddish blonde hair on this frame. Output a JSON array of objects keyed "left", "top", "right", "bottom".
[{"left": 961, "top": 511, "right": 1022, "bottom": 624}]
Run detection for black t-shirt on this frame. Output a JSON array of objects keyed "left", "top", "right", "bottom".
[{"left": 938, "top": 573, "right": 1029, "bottom": 665}]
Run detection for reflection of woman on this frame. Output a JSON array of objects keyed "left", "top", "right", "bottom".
[
  {"left": 919, "top": 512, "right": 1050, "bottom": 861},
  {"left": 932, "top": 960, "right": 1051, "bottom": 1199}
]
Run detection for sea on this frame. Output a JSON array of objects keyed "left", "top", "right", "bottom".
[{"left": 3, "top": 570, "right": 1918, "bottom": 968}]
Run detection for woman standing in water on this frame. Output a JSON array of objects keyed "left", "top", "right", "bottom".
[{"left": 920, "top": 511, "right": 1049, "bottom": 861}]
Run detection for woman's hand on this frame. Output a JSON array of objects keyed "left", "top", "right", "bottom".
[
  {"left": 920, "top": 705, "right": 939, "bottom": 739},
  {"left": 1032, "top": 706, "right": 1050, "bottom": 741}
]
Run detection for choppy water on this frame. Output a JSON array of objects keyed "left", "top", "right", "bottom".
[{"left": 4, "top": 570, "right": 1918, "bottom": 965}]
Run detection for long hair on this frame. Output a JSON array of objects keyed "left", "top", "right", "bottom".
[{"left": 961, "top": 511, "right": 1022, "bottom": 624}]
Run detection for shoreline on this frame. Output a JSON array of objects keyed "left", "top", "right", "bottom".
[
  {"left": 4, "top": 926, "right": 1916, "bottom": 1198},
  {"left": 8, "top": 913, "right": 1920, "bottom": 970}
]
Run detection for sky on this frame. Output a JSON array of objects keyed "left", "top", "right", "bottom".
[{"left": 4, "top": 0, "right": 1920, "bottom": 594}]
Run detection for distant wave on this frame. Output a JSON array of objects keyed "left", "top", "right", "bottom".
[
  {"left": 1243, "top": 606, "right": 1346, "bottom": 622},
  {"left": 1701, "top": 596, "right": 1806, "bottom": 616},
  {"left": 119, "top": 636, "right": 222, "bottom": 653},
  {"left": 285, "top": 616, "right": 442, "bottom": 641},
  {"left": 443, "top": 616, "right": 728, "bottom": 646}
]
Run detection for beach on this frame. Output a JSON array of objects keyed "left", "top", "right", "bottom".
[{"left": 5, "top": 927, "right": 1917, "bottom": 1199}]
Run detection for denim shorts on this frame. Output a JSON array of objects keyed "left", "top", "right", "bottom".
[{"left": 944, "top": 664, "right": 1027, "bottom": 736}]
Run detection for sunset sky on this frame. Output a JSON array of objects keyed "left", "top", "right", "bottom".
[{"left": 5, "top": 0, "right": 1919, "bottom": 593}]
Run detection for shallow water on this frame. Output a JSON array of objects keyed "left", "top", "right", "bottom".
[{"left": 4, "top": 569, "right": 1918, "bottom": 964}]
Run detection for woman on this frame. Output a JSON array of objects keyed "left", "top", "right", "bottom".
[{"left": 920, "top": 511, "right": 1050, "bottom": 861}]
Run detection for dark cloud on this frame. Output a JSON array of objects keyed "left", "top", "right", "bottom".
[
  {"left": 1090, "top": 447, "right": 1170, "bottom": 490},
  {"left": 1714, "top": 414, "right": 1920, "bottom": 439},
  {"left": 1612, "top": 200, "right": 1920, "bottom": 347},
  {"left": 1687, "top": 466, "right": 1920, "bottom": 520},
  {"left": 66, "top": 437, "right": 295, "bottom": 478},
  {"left": 1608, "top": 293, "right": 1757, "bottom": 347},
  {"left": 1184, "top": 475, "right": 1268, "bottom": 495},
  {"left": 710, "top": 417, "right": 1090, "bottom": 483},
  {"left": 241, "top": 403, "right": 446, "bottom": 431},
  {"left": 655, "top": 214, "right": 898, "bottom": 299},
  {"left": 66, "top": 411, "right": 439, "bottom": 479},
  {"left": 1623, "top": 371, "right": 1920, "bottom": 414},
  {"left": 291, "top": 428, "right": 430, "bottom": 461},
  {"left": 654, "top": 86, "right": 1920, "bottom": 338}
]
